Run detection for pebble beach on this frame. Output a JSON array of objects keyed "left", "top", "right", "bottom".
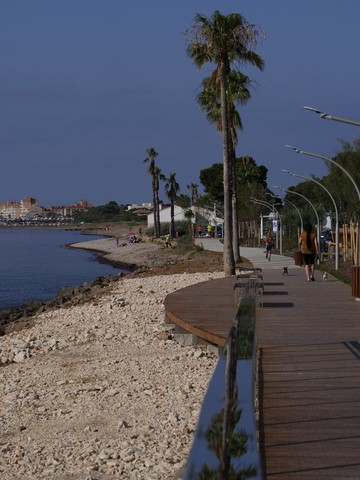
[{"left": 0, "top": 236, "right": 224, "bottom": 479}]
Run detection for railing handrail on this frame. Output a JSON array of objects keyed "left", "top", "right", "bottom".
[{"left": 182, "top": 275, "right": 263, "bottom": 479}]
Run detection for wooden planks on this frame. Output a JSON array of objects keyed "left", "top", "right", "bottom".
[
  {"left": 257, "top": 269, "right": 360, "bottom": 479},
  {"left": 165, "top": 266, "right": 360, "bottom": 479},
  {"left": 164, "top": 277, "right": 236, "bottom": 346}
]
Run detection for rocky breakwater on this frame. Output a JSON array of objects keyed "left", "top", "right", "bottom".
[
  {"left": 0, "top": 238, "right": 182, "bottom": 336},
  {"left": 68, "top": 237, "right": 183, "bottom": 272},
  {"left": 0, "top": 273, "right": 127, "bottom": 337},
  {"left": 0, "top": 271, "right": 224, "bottom": 479}
]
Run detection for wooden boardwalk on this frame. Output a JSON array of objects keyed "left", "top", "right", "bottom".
[{"left": 164, "top": 266, "right": 360, "bottom": 479}]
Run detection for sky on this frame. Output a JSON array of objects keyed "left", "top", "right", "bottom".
[{"left": 1, "top": 0, "right": 360, "bottom": 207}]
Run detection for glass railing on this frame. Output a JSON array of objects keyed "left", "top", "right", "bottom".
[{"left": 183, "top": 277, "right": 262, "bottom": 479}]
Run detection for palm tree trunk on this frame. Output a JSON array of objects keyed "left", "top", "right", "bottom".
[
  {"left": 232, "top": 192, "right": 240, "bottom": 263},
  {"left": 152, "top": 179, "right": 158, "bottom": 238},
  {"left": 155, "top": 189, "right": 161, "bottom": 237},
  {"left": 170, "top": 201, "right": 175, "bottom": 238},
  {"left": 230, "top": 151, "right": 241, "bottom": 264},
  {"left": 220, "top": 65, "right": 235, "bottom": 277}
]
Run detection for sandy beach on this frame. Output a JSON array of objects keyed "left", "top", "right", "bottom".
[
  {"left": 0, "top": 236, "right": 225, "bottom": 479},
  {"left": 69, "top": 236, "right": 184, "bottom": 271}
]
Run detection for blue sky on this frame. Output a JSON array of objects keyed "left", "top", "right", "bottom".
[{"left": 1, "top": 0, "right": 359, "bottom": 207}]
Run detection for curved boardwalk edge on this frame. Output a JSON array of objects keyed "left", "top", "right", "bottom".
[
  {"left": 164, "top": 262, "right": 360, "bottom": 479},
  {"left": 164, "top": 277, "right": 236, "bottom": 348}
]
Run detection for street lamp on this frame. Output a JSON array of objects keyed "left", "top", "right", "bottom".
[
  {"left": 282, "top": 169, "right": 339, "bottom": 270},
  {"left": 303, "top": 106, "right": 360, "bottom": 127},
  {"left": 273, "top": 185, "right": 321, "bottom": 252},
  {"left": 251, "top": 198, "right": 283, "bottom": 254},
  {"left": 285, "top": 144, "right": 360, "bottom": 267},
  {"left": 267, "top": 192, "right": 304, "bottom": 235}
]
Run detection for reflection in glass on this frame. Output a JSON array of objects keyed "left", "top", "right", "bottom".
[{"left": 184, "top": 277, "right": 262, "bottom": 479}]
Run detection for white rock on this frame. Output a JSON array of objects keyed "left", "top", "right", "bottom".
[{"left": 0, "top": 272, "right": 222, "bottom": 479}]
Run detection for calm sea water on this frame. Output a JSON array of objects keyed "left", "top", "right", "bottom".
[{"left": 0, "top": 229, "right": 127, "bottom": 311}]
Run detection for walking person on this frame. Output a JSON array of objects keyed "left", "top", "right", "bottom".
[
  {"left": 265, "top": 231, "right": 274, "bottom": 261},
  {"left": 299, "top": 223, "right": 319, "bottom": 282}
]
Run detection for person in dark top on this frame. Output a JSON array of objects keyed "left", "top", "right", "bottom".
[{"left": 299, "top": 223, "right": 319, "bottom": 282}]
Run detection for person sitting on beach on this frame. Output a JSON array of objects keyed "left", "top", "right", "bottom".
[{"left": 164, "top": 234, "right": 171, "bottom": 248}]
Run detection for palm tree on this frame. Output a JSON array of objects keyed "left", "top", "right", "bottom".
[
  {"left": 154, "top": 166, "right": 165, "bottom": 237},
  {"left": 187, "top": 182, "right": 199, "bottom": 205},
  {"left": 197, "top": 70, "right": 251, "bottom": 263},
  {"left": 143, "top": 147, "right": 160, "bottom": 237},
  {"left": 165, "top": 173, "right": 180, "bottom": 239},
  {"left": 186, "top": 10, "right": 264, "bottom": 276}
]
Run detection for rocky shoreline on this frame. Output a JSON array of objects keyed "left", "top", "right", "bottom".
[
  {"left": 0, "top": 234, "right": 181, "bottom": 336},
  {"left": 68, "top": 236, "right": 184, "bottom": 272},
  {"left": 0, "top": 237, "right": 225, "bottom": 479}
]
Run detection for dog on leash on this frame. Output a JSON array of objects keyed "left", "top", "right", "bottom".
[
  {"left": 282, "top": 266, "right": 288, "bottom": 276},
  {"left": 322, "top": 271, "right": 328, "bottom": 282}
]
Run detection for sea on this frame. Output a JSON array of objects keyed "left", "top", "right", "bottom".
[{"left": 0, "top": 228, "right": 128, "bottom": 311}]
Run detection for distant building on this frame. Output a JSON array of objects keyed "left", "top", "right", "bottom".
[
  {"left": 147, "top": 205, "right": 184, "bottom": 227},
  {"left": 0, "top": 198, "right": 92, "bottom": 219},
  {"left": 0, "top": 201, "right": 21, "bottom": 220},
  {"left": 0, "top": 197, "right": 45, "bottom": 219},
  {"left": 48, "top": 199, "right": 93, "bottom": 217},
  {"left": 147, "top": 205, "right": 223, "bottom": 229},
  {"left": 127, "top": 202, "right": 152, "bottom": 211}
]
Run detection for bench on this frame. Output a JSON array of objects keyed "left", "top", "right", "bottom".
[{"left": 234, "top": 267, "right": 264, "bottom": 307}]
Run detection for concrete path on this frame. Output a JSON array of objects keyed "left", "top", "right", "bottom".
[{"left": 196, "top": 238, "right": 298, "bottom": 271}]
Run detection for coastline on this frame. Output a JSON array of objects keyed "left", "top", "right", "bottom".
[
  {"left": 0, "top": 229, "right": 229, "bottom": 477},
  {"left": 0, "top": 262, "right": 224, "bottom": 478},
  {"left": 68, "top": 236, "right": 184, "bottom": 272},
  {"left": 0, "top": 230, "right": 185, "bottom": 334}
]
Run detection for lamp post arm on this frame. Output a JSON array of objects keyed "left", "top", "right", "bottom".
[
  {"left": 285, "top": 145, "right": 360, "bottom": 204},
  {"left": 326, "top": 115, "right": 360, "bottom": 127},
  {"left": 285, "top": 171, "right": 338, "bottom": 222},
  {"left": 285, "top": 200, "right": 303, "bottom": 233},
  {"left": 251, "top": 198, "right": 283, "bottom": 254},
  {"left": 283, "top": 170, "right": 339, "bottom": 270},
  {"left": 274, "top": 185, "right": 320, "bottom": 248},
  {"left": 303, "top": 106, "right": 360, "bottom": 127},
  {"left": 300, "top": 150, "right": 360, "bottom": 204}
]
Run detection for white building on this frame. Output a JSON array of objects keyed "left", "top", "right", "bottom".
[
  {"left": 127, "top": 202, "right": 152, "bottom": 211},
  {"left": 147, "top": 205, "right": 186, "bottom": 227},
  {"left": 147, "top": 205, "right": 223, "bottom": 228}
]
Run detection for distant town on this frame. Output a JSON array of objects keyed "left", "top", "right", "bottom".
[
  {"left": 0, "top": 197, "right": 154, "bottom": 226},
  {"left": 0, "top": 197, "right": 93, "bottom": 224}
]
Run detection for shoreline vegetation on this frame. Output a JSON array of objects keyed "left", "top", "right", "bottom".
[{"left": 0, "top": 224, "right": 228, "bottom": 478}]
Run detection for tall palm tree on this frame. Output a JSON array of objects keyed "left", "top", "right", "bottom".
[
  {"left": 154, "top": 166, "right": 165, "bottom": 237},
  {"left": 187, "top": 10, "right": 264, "bottom": 276},
  {"left": 197, "top": 70, "right": 251, "bottom": 263},
  {"left": 187, "top": 182, "right": 199, "bottom": 205},
  {"left": 165, "top": 172, "right": 180, "bottom": 238},
  {"left": 143, "top": 147, "right": 160, "bottom": 237}
]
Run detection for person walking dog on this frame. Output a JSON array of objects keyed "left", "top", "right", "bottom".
[
  {"left": 265, "top": 231, "right": 274, "bottom": 261},
  {"left": 299, "top": 223, "right": 319, "bottom": 282}
]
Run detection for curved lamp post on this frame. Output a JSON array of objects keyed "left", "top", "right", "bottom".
[
  {"left": 266, "top": 192, "right": 304, "bottom": 237},
  {"left": 273, "top": 185, "right": 320, "bottom": 251},
  {"left": 285, "top": 199, "right": 303, "bottom": 234},
  {"left": 282, "top": 169, "right": 339, "bottom": 270},
  {"left": 285, "top": 145, "right": 360, "bottom": 267},
  {"left": 250, "top": 198, "right": 283, "bottom": 254},
  {"left": 303, "top": 106, "right": 360, "bottom": 127}
]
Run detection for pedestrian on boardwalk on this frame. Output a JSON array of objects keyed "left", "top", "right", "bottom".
[
  {"left": 265, "top": 231, "right": 274, "bottom": 261},
  {"left": 299, "top": 223, "right": 319, "bottom": 282}
]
